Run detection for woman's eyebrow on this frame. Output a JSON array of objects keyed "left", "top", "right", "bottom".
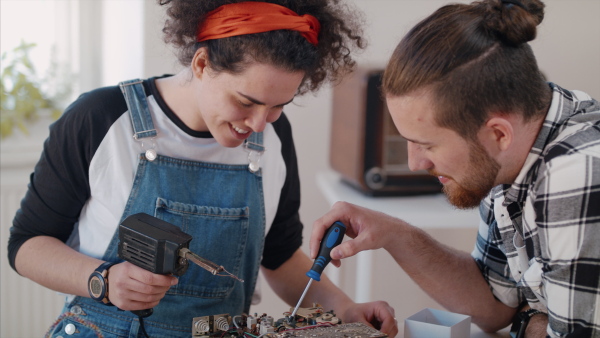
[{"left": 237, "top": 92, "right": 295, "bottom": 107}]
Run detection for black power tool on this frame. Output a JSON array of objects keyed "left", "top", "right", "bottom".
[
  {"left": 118, "top": 213, "right": 192, "bottom": 278},
  {"left": 117, "top": 213, "right": 243, "bottom": 335}
]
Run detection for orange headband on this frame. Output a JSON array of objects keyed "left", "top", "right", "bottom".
[{"left": 196, "top": 2, "right": 321, "bottom": 46}]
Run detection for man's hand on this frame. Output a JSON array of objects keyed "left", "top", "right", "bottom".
[
  {"left": 310, "top": 201, "right": 517, "bottom": 332},
  {"left": 261, "top": 249, "right": 398, "bottom": 337},
  {"left": 310, "top": 201, "right": 405, "bottom": 265},
  {"left": 107, "top": 261, "right": 178, "bottom": 311}
]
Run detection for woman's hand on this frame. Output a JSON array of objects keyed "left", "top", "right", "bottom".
[
  {"left": 107, "top": 261, "right": 178, "bottom": 311},
  {"left": 336, "top": 300, "right": 399, "bottom": 337}
]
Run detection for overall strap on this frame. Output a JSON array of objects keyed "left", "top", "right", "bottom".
[
  {"left": 244, "top": 132, "right": 265, "bottom": 173},
  {"left": 119, "top": 79, "right": 157, "bottom": 140},
  {"left": 245, "top": 132, "right": 264, "bottom": 152}
]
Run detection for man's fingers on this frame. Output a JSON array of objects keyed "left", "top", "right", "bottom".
[
  {"left": 331, "top": 240, "right": 361, "bottom": 260},
  {"left": 309, "top": 221, "right": 328, "bottom": 259},
  {"left": 310, "top": 202, "right": 358, "bottom": 258}
]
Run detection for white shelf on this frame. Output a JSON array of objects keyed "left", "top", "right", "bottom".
[{"left": 316, "top": 170, "right": 479, "bottom": 229}]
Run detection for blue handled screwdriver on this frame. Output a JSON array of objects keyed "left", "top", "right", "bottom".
[{"left": 289, "top": 221, "right": 347, "bottom": 319}]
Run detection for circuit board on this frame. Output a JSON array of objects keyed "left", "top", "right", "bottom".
[
  {"left": 255, "top": 322, "right": 388, "bottom": 337},
  {"left": 192, "top": 305, "right": 388, "bottom": 337}
]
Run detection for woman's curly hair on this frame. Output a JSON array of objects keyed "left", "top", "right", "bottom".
[{"left": 159, "top": 0, "right": 365, "bottom": 95}]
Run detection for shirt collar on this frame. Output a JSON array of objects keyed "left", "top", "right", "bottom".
[{"left": 502, "top": 83, "right": 578, "bottom": 204}]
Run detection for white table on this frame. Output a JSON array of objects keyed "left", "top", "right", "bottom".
[{"left": 397, "top": 323, "right": 510, "bottom": 338}]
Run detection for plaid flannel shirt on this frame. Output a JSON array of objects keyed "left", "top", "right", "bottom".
[{"left": 471, "top": 83, "right": 600, "bottom": 337}]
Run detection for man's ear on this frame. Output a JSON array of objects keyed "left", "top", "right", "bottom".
[
  {"left": 191, "top": 47, "right": 209, "bottom": 79},
  {"left": 483, "top": 116, "right": 514, "bottom": 152}
]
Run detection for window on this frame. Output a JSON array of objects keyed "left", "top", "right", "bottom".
[
  {"left": 1, "top": 0, "right": 79, "bottom": 144},
  {"left": 1, "top": 0, "right": 78, "bottom": 100}
]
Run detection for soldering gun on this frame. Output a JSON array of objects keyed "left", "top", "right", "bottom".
[{"left": 117, "top": 213, "right": 243, "bottom": 319}]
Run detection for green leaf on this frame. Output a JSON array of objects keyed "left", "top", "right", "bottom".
[
  {"left": 16, "top": 119, "right": 30, "bottom": 136},
  {"left": 0, "top": 119, "right": 15, "bottom": 138},
  {"left": 51, "top": 108, "right": 62, "bottom": 119},
  {"left": 1, "top": 40, "right": 72, "bottom": 139}
]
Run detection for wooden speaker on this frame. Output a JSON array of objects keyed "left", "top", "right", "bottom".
[{"left": 330, "top": 68, "right": 442, "bottom": 196}]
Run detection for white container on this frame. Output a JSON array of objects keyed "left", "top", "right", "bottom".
[{"left": 404, "top": 308, "right": 471, "bottom": 338}]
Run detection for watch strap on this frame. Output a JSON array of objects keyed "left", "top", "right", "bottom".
[
  {"left": 88, "top": 261, "right": 116, "bottom": 305},
  {"left": 510, "top": 308, "right": 545, "bottom": 338}
]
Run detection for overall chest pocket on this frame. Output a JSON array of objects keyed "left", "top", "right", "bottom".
[{"left": 154, "top": 197, "right": 250, "bottom": 299}]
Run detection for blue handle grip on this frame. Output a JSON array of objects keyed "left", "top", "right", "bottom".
[{"left": 306, "top": 221, "right": 346, "bottom": 281}]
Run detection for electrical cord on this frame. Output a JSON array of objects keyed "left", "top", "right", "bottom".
[
  {"left": 132, "top": 309, "right": 153, "bottom": 338},
  {"left": 137, "top": 315, "right": 150, "bottom": 338}
]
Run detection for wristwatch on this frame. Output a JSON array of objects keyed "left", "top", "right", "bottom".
[
  {"left": 510, "top": 308, "right": 545, "bottom": 338},
  {"left": 88, "top": 261, "right": 116, "bottom": 305}
]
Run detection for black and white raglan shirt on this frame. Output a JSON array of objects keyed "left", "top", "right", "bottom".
[
  {"left": 8, "top": 76, "right": 304, "bottom": 295},
  {"left": 472, "top": 83, "right": 600, "bottom": 337}
]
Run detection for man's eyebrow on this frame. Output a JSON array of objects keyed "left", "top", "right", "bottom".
[
  {"left": 237, "top": 92, "right": 294, "bottom": 107},
  {"left": 400, "top": 134, "right": 432, "bottom": 145}
]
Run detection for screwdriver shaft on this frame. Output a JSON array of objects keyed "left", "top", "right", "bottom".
[
  {"left": 290, "top": 278, "right": 313, "bottom": 318},
  {"left": 289, "top": 222, "right": 346, "bottom": 323}
]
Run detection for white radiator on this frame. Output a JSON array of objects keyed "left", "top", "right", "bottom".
[{"left": 1, "top": 121, "right": 63, "bottom": 337}]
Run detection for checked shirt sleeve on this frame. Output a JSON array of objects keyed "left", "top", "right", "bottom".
[
  {"left": 472, "top": 191, "right": 524, "bottom": 309},
  {"left": 532, "top": 142, "right": 600, "bottom": 337}
]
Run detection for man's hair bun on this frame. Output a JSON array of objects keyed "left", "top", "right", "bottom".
[{"left": 478, "top": 0, "right": 545, "bottom": 46}]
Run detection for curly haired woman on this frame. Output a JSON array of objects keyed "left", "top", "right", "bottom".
[{"left": 8, "top": 1, "right": 397, "bottom": 337}]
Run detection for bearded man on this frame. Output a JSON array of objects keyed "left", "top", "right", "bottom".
[{"left": 310, "top": 0, "right": 600, "bottom": 337}]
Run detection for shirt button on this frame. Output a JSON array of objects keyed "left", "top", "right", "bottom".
[{"left": 65, "top": 323, "right": 76, "bottom": 335}]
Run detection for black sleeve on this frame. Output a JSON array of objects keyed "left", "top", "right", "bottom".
[
  {"left": 7, "top": 85, "right": 127, "bottom": 272},
  {"left": 261, "top": 113, "right": 303, "bottom": 270}
]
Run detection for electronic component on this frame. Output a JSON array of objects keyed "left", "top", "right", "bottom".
[
  {"left": 214, "top": 314, "right": 231, "bottom": 332},
  {"left": 191, "top": 304, "right": 388, "bottom": 337},
  {"left": 193, "top": 316, "right": 211, "bottom": 336}
]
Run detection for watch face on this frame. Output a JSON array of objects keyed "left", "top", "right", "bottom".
[{"left": 89, "top": 274, "right": 104, "bottom": 299}]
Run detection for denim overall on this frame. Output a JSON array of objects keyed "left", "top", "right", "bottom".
[{"left": 47, "top": 79, "right": 266, "bottom": 338}]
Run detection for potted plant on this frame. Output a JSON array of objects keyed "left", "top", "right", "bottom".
[{"left": 1, "top": 40, "right": 71, "bottom": 140}]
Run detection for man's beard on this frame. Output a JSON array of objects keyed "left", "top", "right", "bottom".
[{"left": 434, "top": 142, "right": 500, "bottom": 209}]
